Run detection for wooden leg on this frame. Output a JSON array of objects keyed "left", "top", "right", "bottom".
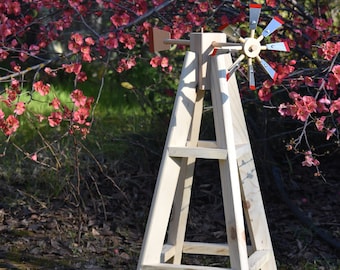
[
  {"left": 137, "top": 51, "right": 198, "bottom": 269},
  {"left": 238, "top": 150, "right": 277, "bottom": 270},
  {"left": 210, "top": 54, "right": 249, "bottom": 269},
  {"left": 166, "top": 157, "right": 195, "bottom": 264},
  {"left": 166, "top": 86, "right": 206, "bottom": 264}
]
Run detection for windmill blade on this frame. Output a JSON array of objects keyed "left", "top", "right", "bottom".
[
  {"left": 256, "top": 56, "right": 278, "bottom": 81},
  {"left": 257, "top": 16, "right": 284, "bottom": 42},
  {"left": 265, "top": 42, "right": 290, "bottom": 52},
  {"left": 218, "top": 23, "right": 245, "bottom": 43},
  {"left": 226, "top": 54, "right": 245, "bottom": 80},
  {"left": 248, "top": 58, "right": 256, "bottom": 90},
  {"left": 249, "top": 3, "right": 262, "bottom": 38}
]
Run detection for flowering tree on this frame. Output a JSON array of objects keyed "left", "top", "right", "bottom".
[{"left": 0, "top": 0, "right": 339, "bottom": 175}]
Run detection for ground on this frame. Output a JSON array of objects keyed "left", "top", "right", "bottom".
[{"left": 0, "top": 151, "right": 339, "bottom": 269}]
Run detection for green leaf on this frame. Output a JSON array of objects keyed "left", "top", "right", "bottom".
[{"left": 121, "top": 82, "right": 134, "bottom": 90}]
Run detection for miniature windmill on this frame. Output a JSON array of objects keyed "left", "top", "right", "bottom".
[{"left": 138, "top": 3, "right": 287, "bottom": 270}]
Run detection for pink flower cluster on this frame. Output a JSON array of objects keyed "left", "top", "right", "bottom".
[
  {"left": 68, "top": 33, "right": 95, "bottom": 62},
  {"left": 116, "top": 57, "right": 136, "bottom": 73},
  {"left": 278, "top": 92, "right": 318, "bottom": 122},
  {"left": 0, "top": 76, "right": 93, "bottom": 138},
  {"left": 0, "top": 111, "right": 19, "bottom": 136},
  {"left": 150, "top": 56, "right": 172, "bottom": 72},
  {"left": 319, "top": 41, "right": 340, "bottom": 61},
  {"left": 0, "top": 79, "right": 22, "bottom": 136},
  {"left": 302, "top": 151, "right": 320, "bottom": 167},
  {"left": 46, "top": 89, "right": 94, "bottom": 138}
]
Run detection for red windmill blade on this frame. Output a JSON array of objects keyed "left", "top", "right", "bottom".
[{"left": 216, "top": 2, "right": 290, "bottom": 90}]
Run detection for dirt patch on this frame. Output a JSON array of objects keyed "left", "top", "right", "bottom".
[{"left": 0, "top": 155, "right": 339, "bottom": 269}]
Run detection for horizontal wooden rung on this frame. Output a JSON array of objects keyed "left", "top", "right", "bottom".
[
  {"left": 196, "top": 140, "right": 219, "bottom": 148},
  {"left": 168, "top": 146, "right": 227, "bottom": 159},
  {"left": 183, "top": 242, "right": 230, "bottom": 256},
  {"left": 142, "top": 263, "right": 231, "bottom": 270}
]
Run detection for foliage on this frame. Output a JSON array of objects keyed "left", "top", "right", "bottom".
[
  {"left": 0, "top": 0, "right": 338, "bottom": 176},
  {"left": 0, "top": 0, "right": 339, "bottom": 196}
]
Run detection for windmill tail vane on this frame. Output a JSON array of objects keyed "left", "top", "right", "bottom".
[{"left": 215, "top": 3, "right": 290, "bottom": 90}]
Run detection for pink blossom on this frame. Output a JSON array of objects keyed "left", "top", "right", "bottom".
[
  {"left": 197, "top": 2, "right": 209, "bottom": 12},
  {"left": 110, "top": 13, "right": 130, "bottom": 27},
  {"left": 63, "top": 63, "right": 82, "bottom": 74},
  {"left": 85, "top": 37, "right": 95, "bottom": 46},
  {"left": 326, "top": 128, "right": 336, "bottom": 140},
  {"left": 150, "top": 56, "right": 161, "bottom": 68},
  {"left": 315, "top": 116, "right": 326, "bottom": 131},
  {"left": 133, "top": 0, "right": 147, "bottom": 15},
  {"left": 71, "top": 33, "right": 83, "bottom": 46},
  {"left": 266, "top": 0, "right": 276, "bottom": 8},
  {"left": 305, "top": 26, "right": 319, "bottom": 42},
  {"left": 71, "top": 89, "right": 87, "bottom": 107},
  {"left": 50, "top": 98, "right": 61, "bottom": 109},
  {"left": 304, "top": 76, "right": 314, "bottom": 87},
  {"left": 44, "top": 67, "right": 57, "bottom": 77},
  {"left": 278, "top": 103, "right": 290, "bottom": 117},
  {"left": 320, "top": 41, "right": 340, "bottom": 61},
  {"left": 48, "top": 111, "right": 63, "bottom": 127},
  {"left": 326, "top": 73, "right": 339, "bottom": 94},
  {"left": 332, "top": 65, "right": 340, "bottom": 83},
  {"left": 314, "top": 17, "right": 333, "bottom": 31},
  {"left": 316, "top": 101, "right": 329, "bottom": 113},
  {"left": 80, "top": 127, "right": 90, "bottom": 138},
  {"left": 276, "top": 63, "right": 295, "bottom": 83},
  {"left": 35, "top": 114, "right": 45, "bottom": 122},
  {"left": 10, "top": 62, "right": 21, "bottom": 72},
  {"left": 4, "top": 115, "right": 20, "bottom": 135},
  {"left": 73, "top": 107, "right": 90, "bottom": 124},
  {"left": 301, "top": 96, "right": 317, "bottom": 113},
  {"left": 6, "top": 89, "right": 17, "bottom": 103},
  {"left": 186, "top": 12, "right": 204, "bottom": 26},
  {"left": 104, "top": 33, "right": 118, "bottom": 49},
  {"left": 160, "top": 57, "right": 169, "bottom": 68},
  {"left": 302, "top": 151, "right": 320, "bottom": 167},
  {"left": 33, "top": 81, "right": 50, "bottom": 96},
  {"left": 116, "top": 57, "right": 136, "bottom": 73},
  {"left": 76, "top": 71, "right": 88, "bottom": 82},
  {"left": 119, "top": 33, "right": 136, "bottom": 50},
  {"left": 10, "top": 79, "right": 20, "bottom": 91},
  {"left": 0, "top": 109, "right": 4, "bottom": 120},
  {"left": 152, "top": 0, "right": 164, "bottom": 6},
  {"left": 330, "top": 98, "right": 340, "bottom": 113},
  {"left": 258, "top": 87, "right": 272, "bottom": 102},
  {"left": 0, "top": 48, "right": 9, "bottom": 60},
  {"left": 81, "top": 46, "right": 92, "bottom": 62},
  {"left": 14, "top": 102, "right": 25, "bottom": 115},
  {"left": 31, "top": 153, "right": 38, "bottom": 161},
  {"left": 29, "top": 44, "right": 40, "bottom": 56}
]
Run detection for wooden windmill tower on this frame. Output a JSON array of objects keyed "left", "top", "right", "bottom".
[{"left": 137, "top": 3, "right": 289, "bottom": 270}]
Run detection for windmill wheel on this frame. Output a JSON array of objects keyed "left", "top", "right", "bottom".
[{"left": 213, "top": 3, "right": 290, "bottom": 90}]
